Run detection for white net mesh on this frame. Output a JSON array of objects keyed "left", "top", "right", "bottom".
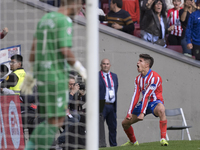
[{"left": 0, "top": 0, "right": 88, "bottom": 149}]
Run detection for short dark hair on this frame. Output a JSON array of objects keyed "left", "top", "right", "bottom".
[
  {"left": 112, "top": 0, "right": 123, "bottom": 8},
  {"left": 11, "top": 54, "right": 23, "bottom": 66},
  {"left": 139, "top": 54, "right": 154, "bottom": 68}
]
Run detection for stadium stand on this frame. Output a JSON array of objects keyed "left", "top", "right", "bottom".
[
  {"left": 101, "top": 0, "right": 109, "bottom": 14},
  {"left": 166, "top": 45, "right": 183, "bottom": 53}
]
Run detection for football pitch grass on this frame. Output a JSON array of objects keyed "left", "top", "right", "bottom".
[{"left": 99, "top": 140, "right": 200, "bottom": 150}]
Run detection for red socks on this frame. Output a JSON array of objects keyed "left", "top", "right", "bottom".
[
  {"left": 124, "top": 120, "right": 167, "bottom": 142},
  {"left": 159, "top": 120, "right": 167, "bottom": 139},
  {"left": 124, "top": 126, "right": 136, "bottom": 143}
]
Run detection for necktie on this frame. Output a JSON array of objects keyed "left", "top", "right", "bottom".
[{"left": 106, "top": 74, "right": 111, "bottom": 89}]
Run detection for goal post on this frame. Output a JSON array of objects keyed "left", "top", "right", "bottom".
[
  {"left": 86, "top": 0, "right": 99, "bottom": 150},
  {"left": 0, "top": 0, "right": 99, "bottom": 149}
]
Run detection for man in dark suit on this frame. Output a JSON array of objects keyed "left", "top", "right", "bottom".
[{"left": 99, "top": 58, "right": 118, "bottom": 147}]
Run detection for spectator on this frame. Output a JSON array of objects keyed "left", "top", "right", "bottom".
[
  {"left": 0, "top": 27, "right": 9, "bottom": 39},
  {"left": 0, "top": 54, "right": 26, "bottom": 95},
  {"left": 57, "top": 75, "right": 86, "bottom": 150},
  {"left": 0, "top": 64, "right": 9, "bottom": 79},
  {"left": 63, "top": 75, "right": 86, "bottom": 129},
  {"left": 179, "top": 0, "right": 196, "bottom": 56},
  {"left": 167, "top": 0, "right": 183, "bottom": 45},
  {"left": 99, "top": 58, "right": 118, "bottom": 147},
  {"left": 122, "top": 0, "right": 140, "bottom": 23},
  {"left": 140, "top": 0, "right": 173, "bottom": 47},
  {"left": 121, "top": 54, "right": 168, "bottom": 147},
  {"left": 165, "top": 0, "right": 184, "bottom": 11},
  {"left": 68, "top": 75, "right": 86, "bottom": 112},
  {"left": 99, "top": 0, "right": 135, "bottom": 34},
  {"left": 79, "top": 0, "right": 105, "bottom": 17},
  {"left": 0, "top": 64, "right": 14, "bottom": 94},
  {"left": 26, "top": 0, "right": 87, "bottom": 149},
  {"left": 186, "top": 1, "right": 200, "bottom": 60}
]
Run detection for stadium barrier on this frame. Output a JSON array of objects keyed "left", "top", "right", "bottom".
[{"left": 0, "top": 95, "right": 25, "bottom": 150}]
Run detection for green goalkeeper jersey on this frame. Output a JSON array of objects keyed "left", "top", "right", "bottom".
[
  {"left": 34, "top": 11, "right": 72, "bottom": 83},
  {"left": 34, "top": 12, "right": 73, "bottom": 117}
]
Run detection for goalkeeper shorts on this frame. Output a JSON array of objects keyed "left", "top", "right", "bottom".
[{"left": 37, "top": 81, "right": 68, "bottom": 118}]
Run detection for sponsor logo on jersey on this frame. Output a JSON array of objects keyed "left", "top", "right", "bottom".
[
  {"left": 149, "top": 84, "right": 156, "bottom": 90},
  {"left": 57, "top": 97, "right": 63, "bottom": 107}
]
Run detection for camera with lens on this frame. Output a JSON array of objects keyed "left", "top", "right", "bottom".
[
  {"left": 78, "top": 82, "right": 85, "bottom": 90},
  {"left": 76, "top": 76, "right": 86, "bottom": 91}
]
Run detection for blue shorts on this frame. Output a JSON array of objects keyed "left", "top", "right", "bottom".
[{"left": 132, "top": 100, "right": 163, "bottom": 117}]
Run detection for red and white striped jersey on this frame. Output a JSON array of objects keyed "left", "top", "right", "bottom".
[
  {"left": 128, "top": 69, "right": 164, "bottom": 114},
  {"left": 167, "top": 8, "right": 183, "bottom": 36}
]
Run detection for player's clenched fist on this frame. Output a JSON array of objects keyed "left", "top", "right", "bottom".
[
  {"left": 126, "top": 113, "right": 132, "bottom": 120},
  {"left": 3, "top": 27, "right": 9, "bottom": 35}
]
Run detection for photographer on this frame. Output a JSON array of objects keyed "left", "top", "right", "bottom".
[
  {"left": 57, "top": 74, "right": 86, "bottom": 150},
  {"left": 68, "top": 75, "right": 86, "bottom": 112}
]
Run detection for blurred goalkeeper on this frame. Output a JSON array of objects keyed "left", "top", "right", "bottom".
[
  {"left": 121, "top": 54, "right": 168, "bottom": 147},
  {"left": 25, "top": 0, "right": 86, "bottom": 149}
]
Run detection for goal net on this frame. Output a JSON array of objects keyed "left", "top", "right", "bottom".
[{"left": 0, "top": 0, "right": 99, "bottom": 149}]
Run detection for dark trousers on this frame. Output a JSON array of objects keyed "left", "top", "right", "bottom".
[
  {"left": 102, "top": 104, "right": 117, "bottom": 146},
  {"left": 192, "top": 43, "right": 200, "bottom": 60},
  {"left": 168, "top": 34, "right": 182, "bottom": 45},
  {"left": 99, "top": 114, "right": 106, "bottom": 147}
]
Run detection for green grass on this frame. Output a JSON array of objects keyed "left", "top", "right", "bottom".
[{"left": 99, "top": 140, "right": 200, "bottom": 150}]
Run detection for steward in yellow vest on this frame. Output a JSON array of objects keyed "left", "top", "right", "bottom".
[
  {"left": 9, "top": 68, "right": 26, "bottom": 95},
  {"left": 0, "top": 54, "right": 26, "bottom": 95}
]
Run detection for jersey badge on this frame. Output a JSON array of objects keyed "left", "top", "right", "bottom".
[{"left": 67, "top": 27, "right": 72, "bottom": 35}]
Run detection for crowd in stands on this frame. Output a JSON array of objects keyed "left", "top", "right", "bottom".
[
  {"left": 98, "top": 0, "right": 200, "bottom": 59},
  {"left": 39, "top": 0, "right": 200, "bottom": 60}
]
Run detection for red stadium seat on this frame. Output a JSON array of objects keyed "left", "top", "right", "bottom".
[
  {"left": 133, "top": 29, "right": 141, "bottom": 38},
  {"left": 100, "top": 22, "right": 108, "bottom": 26},
  {"left": 166, "top": 45, "right": 183, "bottom": 53},
  {"left": 133, "top": 24, "right": 141, "bottom": 38},
  {"left": 134, "top": 23, "right": 140, "bottom": 30},
  {"left": 101, "top": 0, "right": 109, "bottom": 15}
]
